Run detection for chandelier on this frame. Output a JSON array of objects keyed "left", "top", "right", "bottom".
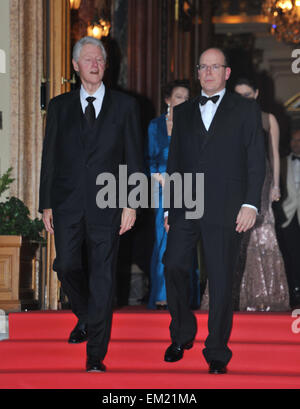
[
  {"left": 263, "top": 0, "right": 300, "bottom": 44},
  {"left": 69, "top": 0, "right": 81, "bottom": 10},
  {"left": 87, "top": 18, "right": 111, "bottom": 40}
]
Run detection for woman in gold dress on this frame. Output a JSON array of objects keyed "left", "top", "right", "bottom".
[{"left": 233, "top": 78, "right": 290, "bottom": 311}]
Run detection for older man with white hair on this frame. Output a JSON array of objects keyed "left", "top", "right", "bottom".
[{"left": 39, "top": 36, "right": 143, "bottom": 372}]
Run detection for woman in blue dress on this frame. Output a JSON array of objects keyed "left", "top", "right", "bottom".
[{"left": 146, "top": 80, "right": 200, "bottom": 309}]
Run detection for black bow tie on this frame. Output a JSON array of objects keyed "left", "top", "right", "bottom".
[
  {"left": 292, "top": 155, "right": 300, "bottom": 161},
  {"left": 199, "top": 95, "right": 220, "bottom": 105}
]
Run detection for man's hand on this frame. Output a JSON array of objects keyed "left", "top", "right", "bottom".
[
  {"left": 235, "top": 206, "right": 257, "bottom": 233},
  {"left": 164, "top": 216, "right": 169, "bottom": 233},
  {"left": 119, "top": 208, "right": 136, "bottom": 235},
  {"left": 42, "top": 209, "right": 54, "bottom": 234}
]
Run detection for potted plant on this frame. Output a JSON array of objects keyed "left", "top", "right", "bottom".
[{"left": 0, "top": 168, "right": 45, "bottom": 311}]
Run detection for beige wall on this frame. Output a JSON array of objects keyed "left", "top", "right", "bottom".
[
  {"left": 0, "top": 0, "right": 10, "bottom": 200},
  {"left": 215, "top": 21, "right": 298, "bottom": 106},
  {"left": 255, "top": 32, "right": 297, "bottom": 105}
]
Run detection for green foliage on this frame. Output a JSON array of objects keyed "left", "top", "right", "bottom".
[
  {"left": 0, "top": 167, "right": 14, "bottom": 196},
  {"left": 0, "top": 169, "right": 44, "bottom": 242}
]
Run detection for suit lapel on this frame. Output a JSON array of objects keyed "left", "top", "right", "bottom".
[
  {"left": 280, "top": 156, "right": 288, "bottom": 199},
  {"left": 189, "top": 98, "right": 207, "bottom": 153},
  {"left": 193, "top": 97, "right": 207, "bottom": 135},
  {"left": 95, "top": 87, "right": 113, "bottom": 131},
  {"left": 64, "top": 89, "right": 85, "bottom": 148}
]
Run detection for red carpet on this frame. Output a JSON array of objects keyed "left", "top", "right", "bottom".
[{"left": 1, "top": 307, "right": 300, "bottom": 389}]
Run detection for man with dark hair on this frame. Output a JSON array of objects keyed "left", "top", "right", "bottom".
[
  {"left": 277, "top": 128, "right": 300, "bottom": 308},
  {"left": 39, "top": 36, "right": 143, "bottom": 372},
  {"left": 163, "top": 47, "right": 265, "bottom": 374}
]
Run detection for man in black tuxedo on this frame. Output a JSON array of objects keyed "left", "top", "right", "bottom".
[
  {"left": 163, "top": 48, "right": 265, "bottom": 374},
  {"left": 39, "top": 37, "right": 143, "bottom": 372},
  {"left": 276, "top": 129, "right": 300, "bottom": 308}
]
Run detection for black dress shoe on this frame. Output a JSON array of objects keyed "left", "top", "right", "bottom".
[
  {"left": 164, "top": 341, "right": 194, "bottom": 362},
  {"left": 209, "top": 360, "right": 227, "bottom": 374},
  {"left": 68, "top": 323, "right": 88, "bottom": 344},
  {"left": 86, "top": 359, "right": 106, "bottom": 373},
  {"left": 156, "top": 304, "right": 168, "bottom": 310}
]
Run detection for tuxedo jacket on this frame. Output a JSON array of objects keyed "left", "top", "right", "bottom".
[
  {"left": 39, "top": 87, "right": 143, "bottom": 226},
  {"left": 276, "top": 155, "right": 300, "bottom": 227},
  {"left": 166, "top": 91, "right": 266, "bottom": 228}
]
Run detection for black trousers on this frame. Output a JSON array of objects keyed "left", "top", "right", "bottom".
[
  {"left": 164, "top": 218, "right": 242, "bottom": 365},
  {"left": 53, "top": 211, "right": 120, "bottom": 360}
]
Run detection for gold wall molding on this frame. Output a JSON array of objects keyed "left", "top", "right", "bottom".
[{"left": 44, "top": 0, "right": 71, "bottom": 310}]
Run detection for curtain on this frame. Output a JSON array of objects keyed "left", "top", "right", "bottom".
[{"left": 10, "top": 0, "right": 44, "bottom": 218}]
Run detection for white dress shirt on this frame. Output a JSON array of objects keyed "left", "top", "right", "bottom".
[
  {"left": 199, "top": 88, "right": 226, "bottom": 131},
  {"left": 292, "top": 154, "right": 300, "bottom": 190},
  {"left": 80, "top": 82, "right": 105, "bottom": 118}
]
